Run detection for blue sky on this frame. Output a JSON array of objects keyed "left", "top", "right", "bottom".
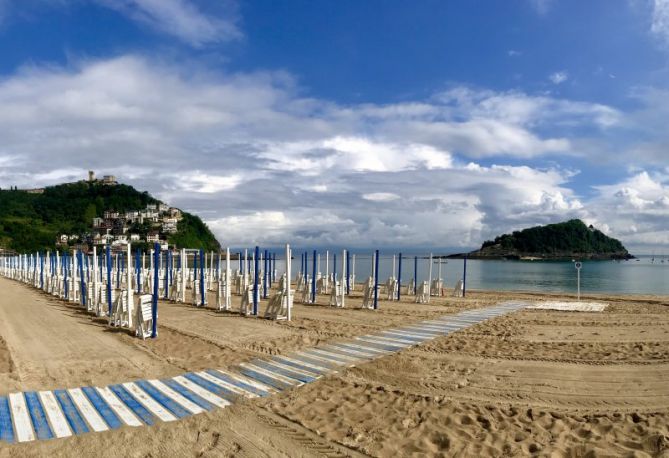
[{"left": 0, "top": 0, "right": 668, "bottom": 251}]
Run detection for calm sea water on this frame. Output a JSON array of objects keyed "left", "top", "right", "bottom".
[{"left": 276, "top": 252, "right": 669, "bottom": 296}]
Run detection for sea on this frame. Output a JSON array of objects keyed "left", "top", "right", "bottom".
[{"left": 276, "top": 252, "right": 669, "bottom": 296}]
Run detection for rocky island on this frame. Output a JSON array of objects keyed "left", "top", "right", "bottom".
[{"left": 449, "top": 219, "right": 633, "bottom": 260}]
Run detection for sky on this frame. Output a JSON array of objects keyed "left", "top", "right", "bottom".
[{"left": 0, "top": 0, "right": 668, "bottom": 252}]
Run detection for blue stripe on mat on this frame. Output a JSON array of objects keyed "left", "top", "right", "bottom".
[
  {"left": 303, "top": 349, "right": 356, "bottom": 364},
  {"left": 24, "top": 392, "right": 53, "bottom": 440},
  {"left": 237, "top": 367, "right": 291, "bottom": 391},
  {"left": 204, "top": 370, "right": 270, "bottom": 397},
  {"left": 250, "top": 360, "right": 315, "bottom": 383},
  {"left": 135, "top": 381, "right": 190, "bottom": 419},
  {"left": 332, "top": 343, "right": 388, "bottom": 355},
  {"left": 53, "top": 390, "right": 89, "bottom": 435},
  {"left": 380, "top": 332, "right": 427, "bottom": 342},
  {"left": 289, "top": 354, "right": 341, "bottom": 370},
  {"left": 182, "top": 373, "right": 240, "bottom": 403},
  {"left": 108, "top": 385, "right": 155, "bottom": 426},
  {"left": 0, "top": 397, "right": 14, "bottom": 443},
  {"left": 323, "top": 345, "right": 376, "bottom": 358},
  {"left": 162, "top": 379, "right": 214, "bottom": 411},
  {"left": 328, "top": 344, "right": 381, "bottom": 356},
  {"left": 81, "top": 387, "right": 122, "bottom": 429},
  {"left": 344, "top": 340, "right": 400, "bottom": 353},
  {"left": 270, "top": 357, "right": 328, "bottom": 375}
]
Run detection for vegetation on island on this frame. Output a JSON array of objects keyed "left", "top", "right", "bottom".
[
  {"left": 0, "top": 181, "right": 220, "bottom": 253},
  {"left": 457, "top": 219, "right": 632, "bottom": 260}
]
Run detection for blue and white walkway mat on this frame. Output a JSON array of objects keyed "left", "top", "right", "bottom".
[{"left": 0, "top": 301, "right": 527, "bottom": 444}]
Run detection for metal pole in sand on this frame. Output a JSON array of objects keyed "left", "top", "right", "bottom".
[
  {"left": 346, "top": 251, "right": 350, "bottom": 295},
  {"left": 263, "top": 249, "right": 268, "bottom": 299},
  {"left": 136, "top": 248, "right": 141, "bottom": 294},
  {"left": 414, "top": 256, "right": 418, "bottom": 295},
  {"left": 164, "top": 250, "right": 169, "bottom": 300},
  {"left": 397, "top": 252, "right": 402, "bottom": 301},
  {"left": 151, "top": 242, "right": 159, "bottom": 338},
  {"left": 312, "top": 250, "right": 317, "bottom": 304},
  {"left": 341, "top": 249, "right": 346, "bottom": 308},
  {"left": 373, "top": 249, "right": 379, "bottom": 310},
  {"left": 286, "top": 244, "right": 292, "bottom": 321},
  {"left": 428, "top": 253, "right": 433, "bottom": 303},
  {"left": 225, "top": 247, "right": 231, "bottom": 310},
  {"left": 181, "top": 249, "right": 186, "bottom": 303},
  {"left": 463, "top": 255, "right": 467, "bottom": 298},
  {"left": 106, "top": 245, "right": 112, "bottom": 316},
  {"left": 253, "top": 246, "right": 260, "bottom": 316},
  {"left": 200, "top": 248, "right": 205, "bottom": 307},
  {"left": 127, "top": 242, "right": 133, "bottom": 328}
]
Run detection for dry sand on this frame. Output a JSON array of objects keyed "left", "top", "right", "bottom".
[{"left": 0, "top": 276, "right": 668, "bottom": 457}]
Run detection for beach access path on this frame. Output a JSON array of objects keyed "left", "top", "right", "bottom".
[{"left": 0, "top": 277, "right": 176, "bottom": 394}]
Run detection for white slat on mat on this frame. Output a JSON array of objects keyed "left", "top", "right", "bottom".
[
  {"left": 195, "top": 371, "right": 256, "bottom": 398},
  {"left": 239, "top": 363, "right": 302, "bottom": 386},
  {"left": 95, "top": 387, "right": 142, "bottom": 427},
  {"left": 215, "top": 370, "right": 274, "bottom": 394},
  {"left": 122, "top": 382, "right": 176, "bottom": 422},
  {"left": 38, "top": 391, "right": 72, "bottom": 438},
  {"left": 8, "top": 392, "right": 35, "bottom": 442},
  {"left": 68, "top": 388, "right": 108, "bottom": 432},
  {"left": 274, "top": 355, "right": 333, "bottom": 373},
  {"left": 336, "top": 342, "right": 390, "bottom": 354},
  {"left": 172, "top": 376, "right": 230, "bottom": 409},
  {"left": 309, "top": 348, "right": 360, "bottom": 362},
  {"left": 147, "top": 380, "right": 204, "bottom": 414}
]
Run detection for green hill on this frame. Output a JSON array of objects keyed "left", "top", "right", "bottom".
[
  {"left": 463, "top": 219, "right": 631, "bottom": 260},
  {"left": 0, "top": 181, "right": 220, "bottom": 253}
]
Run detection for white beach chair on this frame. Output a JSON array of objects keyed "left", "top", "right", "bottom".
[
  {"left": 452, "top": 279, "right": 464, "bottom": 297},
  {"left": 135, "top": 294, "right": 154, "bottom": 339},
  {"left": 361, "top": 277, "right": 376, "bottom": 309},
  {"left": 109, "top": 290, "right": 129, "bottom": 327},
  {"left": 301, "top": 275, "right": 313, "bottom": 304},
  {"left": 431, "top": 279, "right": 444, "bottom": 297},
  {"left": 240, "top": 285, "right": 254, "bottom": 316},
  {"left": 386, "top": 277, "right": 398, "bottom": 301},
  {"left": 329, "top": 280, "right": 344, "bottom": 307},
  {"left": 415, "top": 281, "right": 430, "bottom": 304},
  {"left": 265, "top": 275, "right": 291, "bottom": 320}
]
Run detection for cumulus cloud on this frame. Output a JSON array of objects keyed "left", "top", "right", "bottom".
[
  {"left": 549, "top": 71, "right": 569, "bottom": 84},
  {"left": 0, "top": 55, "right": 663, "bottom": 249},
  {"left": 95, "top": 0, "right": 241, "bottom": 46},
  {"left": 651, "top": 0, "right": 669, "bottom": 47},
  {"left": 588, "top": 171, "right": 669, "bottom": 250},
  {"left": 0, "top": 0, "right": 240, "bottom": 46}
]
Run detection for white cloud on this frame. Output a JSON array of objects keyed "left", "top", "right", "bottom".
[
  {"left": 0, "top": 0, "right": 240, "bottom": 46},
  {"left": 587, "top": 171, "right": 669, "bottom": 250},
  {"left": 169, "top": 172, "right": 245, "bottom": 193},
  {"left": 94, "top": 0, "right": 241, "bottom": 46},
  {"left": 363, "top": 193, "right": 401, "bottom": 202},
  {"left": 549, "top": 71, "right": 569, "bottom": 84},
  {"left": 0, "top": 55, "right": 664, "bottom": 249},
  {"left": 529, "top": 0, "right": 553, "bottom": 15},
  {"left": 651, "top": 0, "right": 669, "bottom": 47}
]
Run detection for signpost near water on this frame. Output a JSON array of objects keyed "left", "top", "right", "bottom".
[{"left": 575, "top": 261, "right": 582, "bottom": 301}]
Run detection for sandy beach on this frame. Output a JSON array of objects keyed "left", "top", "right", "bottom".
[{"left": 0, "top": 276, "right": 667, "bottom": 457}]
